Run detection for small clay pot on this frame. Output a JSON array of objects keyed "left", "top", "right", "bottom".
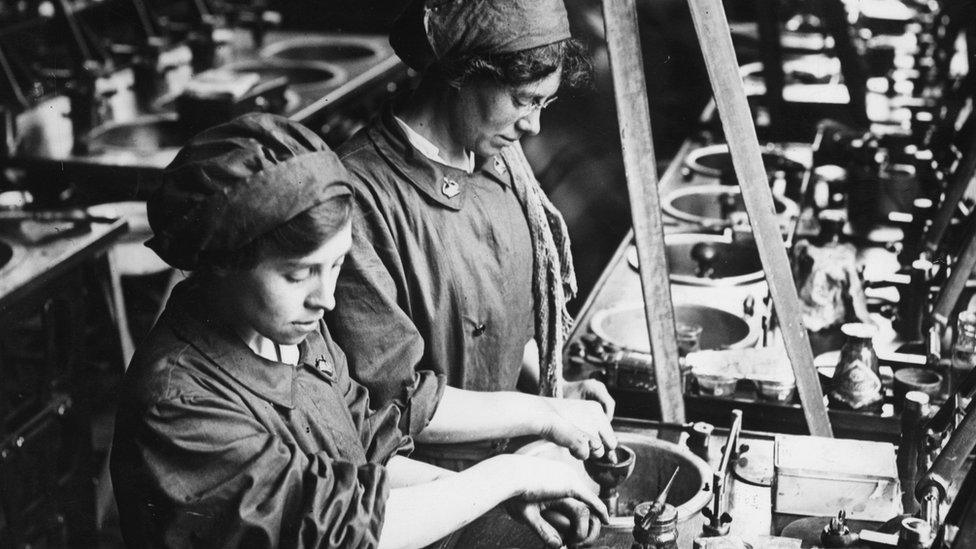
[{"left": 893, "top": 368, "right": 942, "bottom": 411}]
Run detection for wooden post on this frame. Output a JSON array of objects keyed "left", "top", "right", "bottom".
[
  {"left": 601, "top": 0, "right": 686, "bottom": 430},
  {"left": 755, "top": 0, "right": 785, "bottom": 139},
  {"left": 820, "top": 0, "right": 869, "bottom": 125},
  {"left": 925, "top": 129, "right": 976, "bottom": 256},
  {"left": 687, "top": 0, "right": 833, "bottom": 437},
  {"left": 932, "top": 221, "right": 976, "bottom": 327}
]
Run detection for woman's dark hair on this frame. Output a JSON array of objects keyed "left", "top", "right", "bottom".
[
  {"left": 433, "top": 38, "right": 591, "bottom": 89},
  {"left": 211, "top": 194, "right": 353, "bottom": 270}
]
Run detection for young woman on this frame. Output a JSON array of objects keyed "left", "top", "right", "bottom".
[
  {"left": 110, "top": 114, "right": 608, "bottom": 548},
  {"left": 331, "top": 0, "right": 615, "bottom": 468}
]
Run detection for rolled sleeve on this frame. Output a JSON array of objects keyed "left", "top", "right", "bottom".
[
  {"left": 329, "top": 194, "right": 446, "bottom": 437},
  {"left": 112, "top": 393, "right": 389, "bottom": 548}
]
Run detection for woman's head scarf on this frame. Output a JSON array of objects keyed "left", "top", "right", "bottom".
[
  {"left": 390, "top": 0, "right": 572, "bottom": 71},
  {"left": 146, "top": 113, "right": 352, "bottom": 270}
]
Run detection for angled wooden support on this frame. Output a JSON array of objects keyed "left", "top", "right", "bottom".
[
  {"left": 688, "top": 0, "right": 833, "bottom": 437},
  {"left": 932, "top": 219, "right": 976, "bottom": 327},
  {"left": 601, "top": 0, "right": 686, "bottom": 433},
  {"left": 925, "top": 128, "right": 976, "bottom": 256},
  {"left": 820, "top": 0, "right": 869, "bottom": 126}
]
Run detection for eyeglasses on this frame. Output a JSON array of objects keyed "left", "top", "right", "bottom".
[{"left": 511, "top": 93, "right": 558, "bottom": 115}]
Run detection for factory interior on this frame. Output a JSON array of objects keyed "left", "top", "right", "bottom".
[{"left": 1, "top": 0, "right": 976, "bottom": 547}]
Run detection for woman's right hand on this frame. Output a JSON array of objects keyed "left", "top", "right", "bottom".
[
  {"left": 539, "top": 398, "right": 618, "bottom": 461},
  {"left": 489, "top": 455, "right": 609, "bottom": 518}
]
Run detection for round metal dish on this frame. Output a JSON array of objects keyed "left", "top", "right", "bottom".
[
  {"left": 84, "top": 115, "right": 192, "bottom": 153},
  {"left": 683, "top": 143, "right": 806, "bottom": 184},
  {"left": 260, "top": 36, "right": 382, "bottom": 63},
  {"left": 627, "top": 233, "right": 765, "bottom": 287},
  {"left": 223, "top": 59, "right": 347, "bottom": 94},
  {"left": 591, "top": 303, "right": 758, "bottom": 354},
  {"left": 517, "top": 431, "right": 712, "bottom": 528},
  {"left": 663, "top": 184, "right": 799, "bottom": 229},
  {"left": 0, "top": 237, "right": 24, "bottom": 277}
]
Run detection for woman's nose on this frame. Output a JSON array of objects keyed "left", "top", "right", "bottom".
[
  {"left": 306, "top": 277, "right": 336, "bottom": 312},
  {"left": 516, "top": 109, "right": 542, "bottom": 136}
]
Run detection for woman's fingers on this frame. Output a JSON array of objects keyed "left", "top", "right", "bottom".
[
  {"left": 568, "top": 379, "right": 616, "bottom": 418},
  {"left": 519, "top": 503, "right": 564, "bottom": 548},
  {"left": 552, "top": 498, "right": 591, "bottom": 541},
  {"left": 543, "top": 417, "right": 599, "bottom": 460},
  {"left": 580, "top": 514, "right": 603, "bottom": 545},
  {"left": 540, "top": 499, "right": 604, "bottom": 546},
  {"left": 566, "top": 481, "right": 610, "bottom": 524}
]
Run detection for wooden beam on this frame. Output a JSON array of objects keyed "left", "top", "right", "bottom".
[
  {"left": 755, "top": 0, "right": 785, "bottom": 139},
  {"left": 601, "top": 0, "right": 686, "bottom": 430},
  {"left": 932, "top": 220, "right": 976, "bottom": 327},
  {"left": 687, "top": 0, "right": 833, "bottom": 437},
  {"left": 820, "top": 0, "right": 869, "bottom": 125},
  {"left": 925, "top": 129, "right": 976, "bottom": 256}
]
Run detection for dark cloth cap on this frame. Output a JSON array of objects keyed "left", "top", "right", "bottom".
[
  {"left": 390, "top": 0, "right": 571, "bottom": 71},
  {"left": 146, "top": 113, "right": 352, "bottom": 270}
]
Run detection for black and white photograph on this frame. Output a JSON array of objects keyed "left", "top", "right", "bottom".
[{"left": 0, "top": 0, "right": 974, "bottom": 547}]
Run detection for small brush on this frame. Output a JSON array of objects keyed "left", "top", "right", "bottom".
[{"left": 642, "top": 466, "right": 680, "bottom": 529}]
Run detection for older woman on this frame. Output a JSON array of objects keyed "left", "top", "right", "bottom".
[
  {"left": 110, "top": 114, "right": 608, "bottom": 548},
  {"left": 331, "top": 0, "right": 614, "bottom": 468}
]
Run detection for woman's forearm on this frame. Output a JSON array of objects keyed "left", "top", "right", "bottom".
[
  {"left": 386, "top": 455, "right": 452, "bottom": 488},
  {"left": 378, "top": 458, "right": 517, "bottom": 549},
  {"left": 416, "top": 386, "right": 551, "bottom": 444}
]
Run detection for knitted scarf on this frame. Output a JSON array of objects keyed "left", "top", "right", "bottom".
[{"left": 501, "top": 143, "right": 577, "bottom": 398}]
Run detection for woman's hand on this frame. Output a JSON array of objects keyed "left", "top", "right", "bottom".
[
  {"left": 539, "top": 398, "right": 618, "bottom": 460},
  {"left": 490, "top": 454, "right": 607, "bottom": 547},
  {"left": 561, "top": 379, "right": 616, "bottom": 418},
  {"left": 506, "top": 498, "right": 603, "bottom": 548},
  {"left": 492, "top": 455, "right": 608, "bottom": 511}
]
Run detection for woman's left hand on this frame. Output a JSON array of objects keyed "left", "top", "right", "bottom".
[
  {"left": 506, "top": 497, "right": 603, "bottom": 548},
  {"left": 562, "top": 379, "right": 616, "bottom": 418}
]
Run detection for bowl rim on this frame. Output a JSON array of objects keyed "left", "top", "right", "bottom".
[{"left": 517, "top": 432, "right": 713, "bottom": 525}]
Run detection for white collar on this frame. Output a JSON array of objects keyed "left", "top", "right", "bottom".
[{"left": 393, "top": 115, "right": 476, "bottom": 174}]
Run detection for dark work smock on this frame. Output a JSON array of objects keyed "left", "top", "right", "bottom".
[
  {"left": 331, "top": 106, "right": 535, "bottom": 438},
  {"left": 111, "top": 281, "right": 410, "bottom": 548}
]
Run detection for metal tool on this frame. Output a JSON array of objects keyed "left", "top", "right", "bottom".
[
  {"left": 633, "top": 465, "right": 682, "bottom": 549},
  {"left": 702, "top": 410, "right": 742, "bottom": 537},
  {"left": 642, "top": 466, "right": 681, "bottom": 530}
]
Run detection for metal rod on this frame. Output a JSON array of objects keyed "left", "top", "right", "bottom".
[
  {"left": 601, "top": 0, "right": 685, "bottom": 433},
  {"left": 686, "top": 0, "right": 833, "bottom": 437}
]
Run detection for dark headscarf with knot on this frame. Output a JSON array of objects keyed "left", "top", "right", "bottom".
[
  {"left": 390, "top": 0, "right": 572, "bottom": 71},
  {"left": 146, "top": 113, "right": 352, "bottom": 270},
  {"left": 392, "top": 0, "right": 578, "bottom": 398}
]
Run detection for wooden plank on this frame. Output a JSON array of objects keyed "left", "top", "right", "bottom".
[
  {"left": 820, "top": 0, "right": 869, "bottom": 125},
  {"left": 687, "top": 0, "right": 833, "bottom": 438},
  {"left": 932, "top": 221, "right": 976, "bottom": 326},
  {"left": 925, "top": 129, "right": 976, "bottom": 256},
  {"left": 600, "top": 0, "right": 685, "bottom": 430},
  {"left": 755, "top": 0, "right": 785, "bottom": 139}
]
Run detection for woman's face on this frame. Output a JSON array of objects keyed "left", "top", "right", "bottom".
[
  {"left": 221, "top": 222, "right": 352, "bottom": 346},
  {"left": 450, "top": 67, "right": 562, "bottom": 157}
]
